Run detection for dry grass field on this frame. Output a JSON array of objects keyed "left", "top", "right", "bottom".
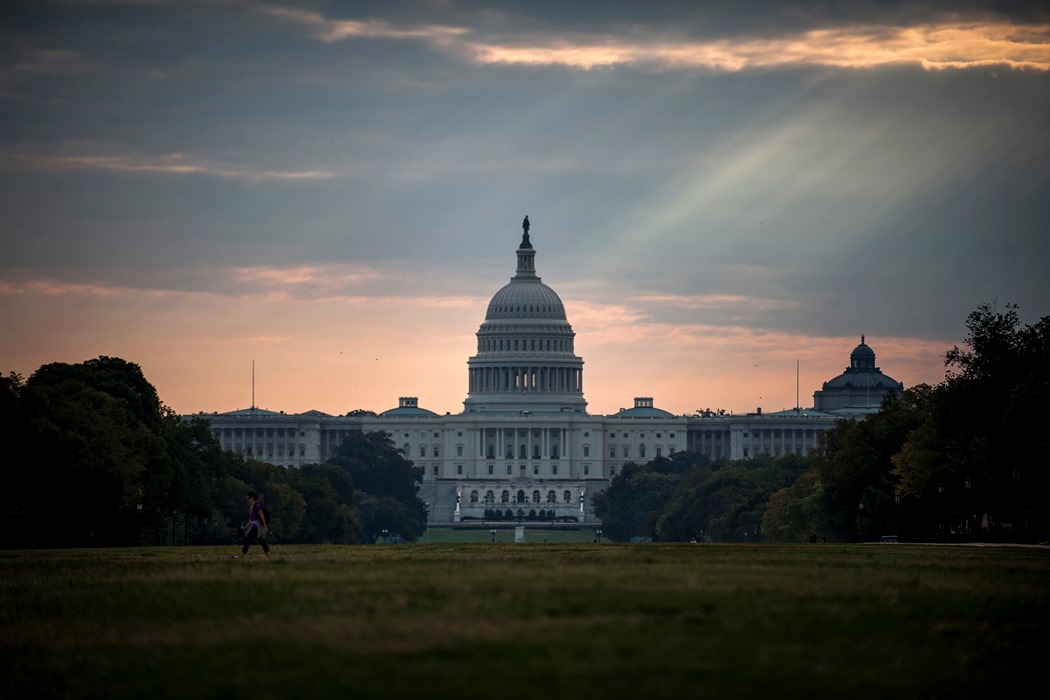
[{"left": 2, "top": 543, "right": 1047, "bottom": 699}]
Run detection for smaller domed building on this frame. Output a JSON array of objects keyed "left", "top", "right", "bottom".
[{"left": 812, "top": 336, "right": 904, "bottom": 414}]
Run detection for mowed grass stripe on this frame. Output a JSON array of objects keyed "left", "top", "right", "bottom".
[{"left": 2, "top": 544, "right": 1047, "bottom": 699}]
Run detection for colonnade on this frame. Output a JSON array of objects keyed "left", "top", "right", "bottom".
[
  {"left": 468, "top": 365, "right": 583, "bottom": 394},
  {"left": 477, "top": 426, "right": 569, "bottom": 461}
]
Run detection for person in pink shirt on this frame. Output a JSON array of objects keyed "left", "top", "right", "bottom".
[{"left": 234, "top": 491, "right": 270, "bottom": 559}]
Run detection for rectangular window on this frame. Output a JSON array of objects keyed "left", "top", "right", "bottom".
[
  {"left": 457, "top": 464, "right": 463, "bottom": 475},
  {"left": 488, "top": 464, "right": 494, "bottom": 475},
  {"left": 609, "top": 447, "right": 616, "bottom": 458},
  {"left": 583, "top": 464, "right": 589, "bottom": 475},
  {"left": 420, "top": 446, "right": 426, "bottom": 457},
  {"left": 506, "top": 465, "right": 512, "bottom": 475},
  {"left": 433, "top": 466, "right": 438, "bottom": 476},
  {"left": 457, "top": 445, "right": 463, "bottom": 457},
  {"left": 433, "top": 447, "right": 439, "bottom": 457},
  {"left": 533, "top": 465, "right": 539, "bottom": 475},
  {"left": 552, "top": 464, "right": 558, "bottom": 475}
]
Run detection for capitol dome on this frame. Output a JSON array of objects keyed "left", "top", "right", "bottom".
[{"left": 463, "top": 222, "right": 586, "bottom": 414}]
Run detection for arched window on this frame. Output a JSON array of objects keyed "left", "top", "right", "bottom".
[
  {"left": 501, "top": 490, "right": 510, "bottom": 504},
  {"left": 639, "top": 444, "right": 646, "bottom": 458},
  {"left": 470, "top": 490, "right": 479, "bottom": 504},
  {"left": 516, "top": 490, "right": 526, "bottom": 504},
  {"left": 546, "top": 490, "right": 556, "bottom": 504},
  {"left": 532, "top": 490, "right": 540, "bottom": 504},
  {"left": 563, "top": 490, "right": 572, "bottom": 503},
  {"left": 485, "top": 490, "right": 495, "bottom": 504}
]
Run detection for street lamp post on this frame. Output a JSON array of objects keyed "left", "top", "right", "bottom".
[
  {"left": 381, "top": 528, "right": 389, "bottom": 544},
  {"left": 595, "top": 529, "right": 603, "bottom": 543},
  {"left": 490, "top": 529, "right": 496, "bottom": 544}
]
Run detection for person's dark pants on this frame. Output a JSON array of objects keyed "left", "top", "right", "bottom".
[{"left": 241, "top": 526, "right": 270, "bottom": 554}]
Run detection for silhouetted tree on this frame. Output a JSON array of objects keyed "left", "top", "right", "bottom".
[{"left": 328, "top": 431, "right": 425, "bottom": 542}]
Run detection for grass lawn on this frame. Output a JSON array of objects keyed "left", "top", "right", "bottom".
[{"left": 2, "top": 543, "right": 1047, "bottom": 699}]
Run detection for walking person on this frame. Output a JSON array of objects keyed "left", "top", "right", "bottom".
[{"left": 234, "top": 491, "right": 271, "bottom": 559}]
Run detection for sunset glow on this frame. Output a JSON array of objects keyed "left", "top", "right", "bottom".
[{"left": 1, "top": 1, "right": 1046, "bottom": 420}]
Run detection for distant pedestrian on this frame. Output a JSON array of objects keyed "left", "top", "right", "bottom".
[{"left": 234, "top": 491, "right": 271, "bottom": 559}]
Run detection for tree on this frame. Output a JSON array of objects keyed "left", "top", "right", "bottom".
[
  {"left": 762, "top": 471, "right": 828, "bottom": 542},
  {"left": 355, "top": 494, "right": 422, "bottom": 544},
  {"left": 591, "top": 453, "right": 706, "bottom": 542},
  {"left": 290, "top": 463, "right": 358, "bottom": 543},
  {"left": 892, "top": 302, "right": 1050, "bottom": 541},
  {"left": 328, "top": 431, "right": 426, "bottom": 542},
  {"left": 153, "top": 414, "right": 228, "bottom": 544},
  {"left": 15, "top": 360, "right": 169, "bottom": 546},
  {"left": 592, "top": 462, "right": 681, "bottom": 541},
  {"left": 656, "top": 455, "right": 810, "bottom": 542}
]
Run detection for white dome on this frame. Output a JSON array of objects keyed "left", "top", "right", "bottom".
[{"left": 464, "top": 225, "right": 586, "bottom": 414}]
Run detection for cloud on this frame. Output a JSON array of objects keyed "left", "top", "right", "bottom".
[
  {"left": 0, "top": 263, "right": 483, "bottom": 307},
  {"left": 254, "top": 4, "right": 468, "bottom": 44},
  {"left": 3, "top": 152, "right": 335, "bottom": 181},
  {"left": 255, "top": 5, "right": 1050, "bottom": 72},
  {"left": 466, "top": 22, "right": 1050, "bottom": 71}
]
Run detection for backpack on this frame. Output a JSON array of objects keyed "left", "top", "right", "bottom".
[{"left": 259, "top": 505, "right": 270, "bottom": 527}]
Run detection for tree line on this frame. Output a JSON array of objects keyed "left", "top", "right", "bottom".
[
  {"left": 3, "top": 301, "right": 1045, "bottom": 547},
  {"left": 594, "top": 302, "right": 1050, "bottom": 543},
  {"left": 0, "top": 357, "right": 426, "bottom": 548}
]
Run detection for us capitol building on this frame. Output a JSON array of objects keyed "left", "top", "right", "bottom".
[{"left": 192, "top": 221, "right": 904, "bottom": 525}]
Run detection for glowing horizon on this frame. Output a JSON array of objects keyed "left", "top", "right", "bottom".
[{"left": 1, "top": 2, "right": 1046, "bottom": 421}]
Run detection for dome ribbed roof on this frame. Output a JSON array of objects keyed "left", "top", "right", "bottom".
[
  {"left": 822, "top": 372, "right": 902, "bottom": 390},
  {"left": 486, "top": 281, "right": 566, "bottom": 320}
]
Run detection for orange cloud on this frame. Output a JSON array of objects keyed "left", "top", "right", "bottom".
[
  {"left": 260, "top": 4, "right": 1050, "bottom": 73},
  {"left": 467, "top": 23, "right": 1050, "bottom": 71}
]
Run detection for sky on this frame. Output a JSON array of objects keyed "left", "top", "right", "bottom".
[{"left": 2, "top": 0, "right": 1048, "bottom": 418}]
